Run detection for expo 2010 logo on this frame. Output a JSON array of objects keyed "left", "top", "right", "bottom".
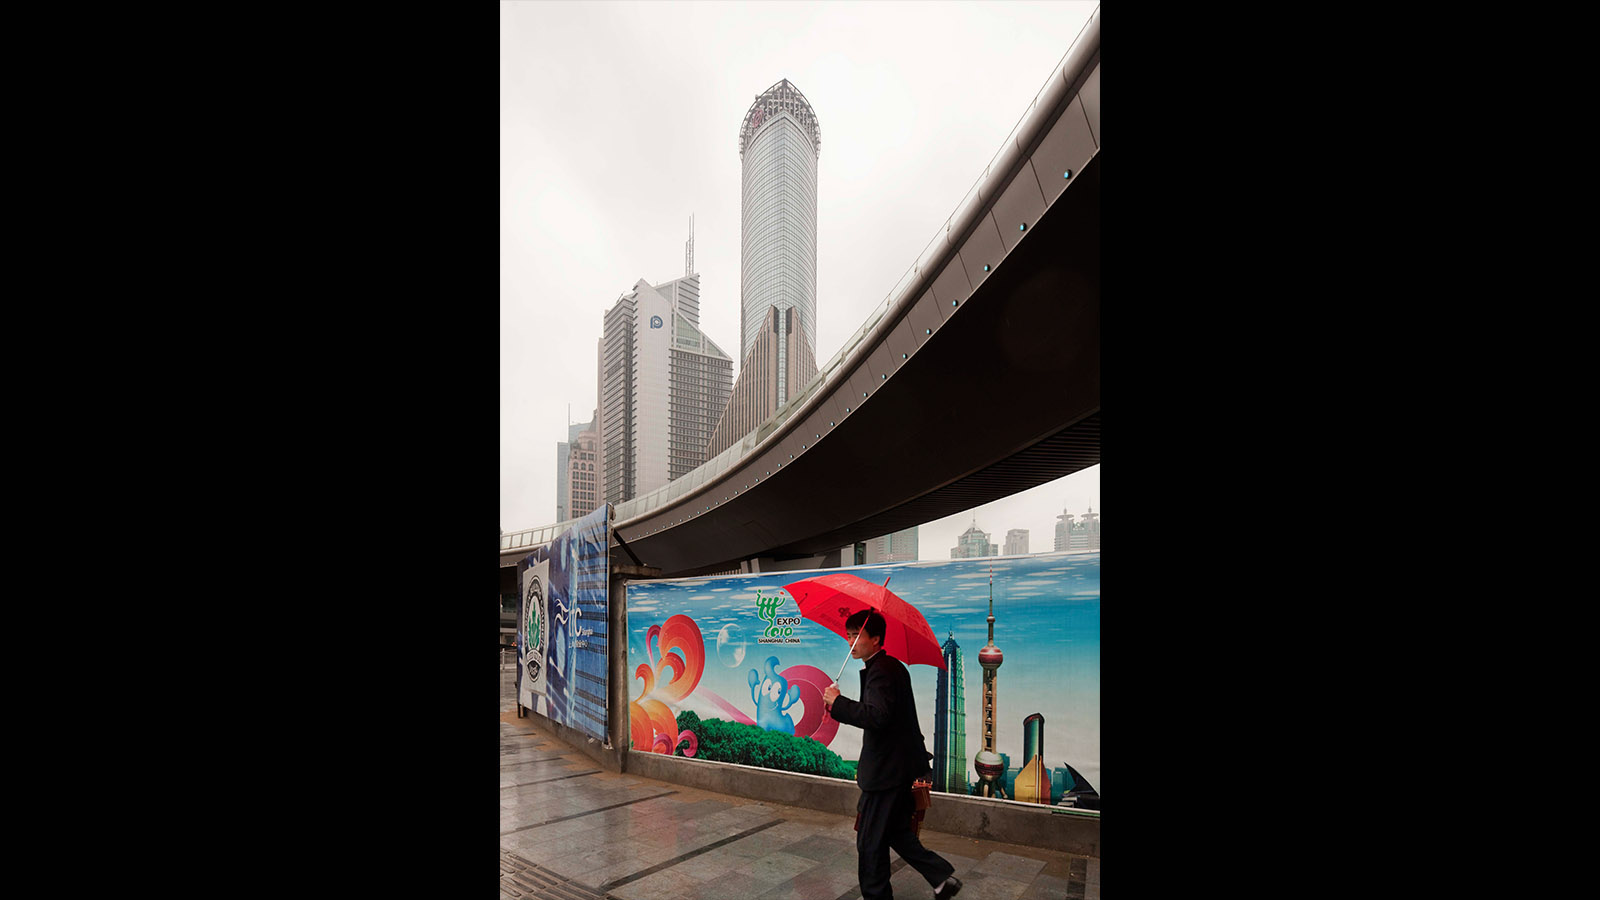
[{"left": 523, "top": 575, "right": 544, "bottom": 684}]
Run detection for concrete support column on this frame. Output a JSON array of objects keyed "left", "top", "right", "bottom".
[{"left": 611, "top": 562, "right": 661, "bottom": 773}]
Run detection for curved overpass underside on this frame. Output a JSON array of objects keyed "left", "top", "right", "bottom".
[{"left": 614, "top": 151, "right": 1099, "bottom": 577}]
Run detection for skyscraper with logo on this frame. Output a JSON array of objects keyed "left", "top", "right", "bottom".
[
  {"left": 932, "top": 633, "right": 968, "bottom": 794},
  {"left": 706, "top": 79, "right": 821, "bottom": 458},
  {"left": 600, "top": 270, "right": 733, "bottom": 507}
]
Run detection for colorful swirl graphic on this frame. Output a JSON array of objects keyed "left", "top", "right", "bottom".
[
  {"left": 632, "top": 614, "right": 838, "bottom": 752},
  {"left": 778, "top": 664, "right": 840, "bottom": 748},
  {"left": 632, "top": 615, "right": 707, "bottom": 754}
]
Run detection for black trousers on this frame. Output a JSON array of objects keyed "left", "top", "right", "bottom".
[{"left": 856, "top": 784, "right": 955, "bottom": 900}]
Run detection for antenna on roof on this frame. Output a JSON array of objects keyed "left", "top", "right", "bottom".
[{"left": 685, "top": 214, "right": 694, "bottom": 276}]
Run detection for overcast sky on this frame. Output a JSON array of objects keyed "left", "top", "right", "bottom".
[{"left": 501, "top": 0, "right": 1099, "bottom": 561}]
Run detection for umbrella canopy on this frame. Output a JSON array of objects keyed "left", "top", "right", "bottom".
[{"left": 785, "top": 572, "right": 946, "bottom": 670}]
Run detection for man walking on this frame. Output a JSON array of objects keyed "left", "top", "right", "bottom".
[{"left": 824, "top": 610, "right": 962, "bottom": 900}]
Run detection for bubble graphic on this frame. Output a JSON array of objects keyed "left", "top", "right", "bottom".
[{"left": 716, "top": 623, "right": 747, "bottom": 668}]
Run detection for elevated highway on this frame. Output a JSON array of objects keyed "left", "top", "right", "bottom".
[{"left": 503, "top": 9, "right": 1099, "bottom": 578}]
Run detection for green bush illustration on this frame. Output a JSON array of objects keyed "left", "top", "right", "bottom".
[{"left": 675, "top": 710, "right": 853, "bottom": 780}]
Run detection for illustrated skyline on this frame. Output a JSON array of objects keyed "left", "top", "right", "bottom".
[{"left": 627, "top": 549, "right": 1100, "bottom": 794}]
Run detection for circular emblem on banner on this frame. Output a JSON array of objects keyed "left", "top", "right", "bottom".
[{"left": 523, "top": 574, "right": 544, "bottom": 683}]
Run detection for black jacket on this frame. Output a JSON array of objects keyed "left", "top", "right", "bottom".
[{"left": 829, "top": 649, "right": 933, "bottom": 791}]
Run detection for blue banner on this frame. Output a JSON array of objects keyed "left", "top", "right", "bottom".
[{"left": 518, "top": 504, "right": 611, "bottom": 741}]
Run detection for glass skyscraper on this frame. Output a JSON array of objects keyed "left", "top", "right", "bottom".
[
  {"left": 933, "top": 634, "right": 968, "bottom": 794},
  {"left": 707, "top": 79, "right": 820, "bottom": 458}
]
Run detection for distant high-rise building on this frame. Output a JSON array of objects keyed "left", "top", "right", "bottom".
[
  {"left": 1014, "top": 713, "right": 1051, "bottom": 804},
  {"left": 863, "top": 526, "right": 919, "bottom": 564},
  {"left": 600, "top": 271, "right": 733, "bottom": 506},
  {"left": 565, "top": 425, "right": 599, "bottom": 521},
  {"left": 1003, "top": 529, "right": 1029, "bottom": 556},
  {"left": 706, "top": 79, "right": 821, "bottom": 458},
  {"left": 1054, "top": 506, "right": 1102, "bottom": 551},
  {"left": 951, "top": 521, "right": 998, "bottom": 559},
  {"left": 932, "top": 633, "right": 968, "bottom": 794},
  {"left": 556, "top": 412, "right": 598, "bottom": 522}
]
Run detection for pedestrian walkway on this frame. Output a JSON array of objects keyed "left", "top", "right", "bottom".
[{"left": 500, "top": 668, "right": 1100, "bottom": 900}]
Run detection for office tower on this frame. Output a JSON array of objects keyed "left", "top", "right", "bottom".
[
  {"left": 951, "top": 521, "right": 998, "bottom": 559},
  {"left": 556, "top": 413, "right": 596, "bottom": 522},
  {"left": 1003, "top": 529, "right": 1029, "bottom": 556},
  {"left": 932, "top": 633, "right": 968, "bottom": 794},
  {"left": 1055, "top": 506, "right": 1102, "bottom": 551},
  {"left": 974, "top": 568, "right": 1006, "bottom": 798},
  {"left": 863, "top": 526, "right": 919, "bottom": 564},
  {"left": 1077, "top": 508, "right": 1100, "bottom": 548},
  {"left": 705, "top": 79, "right": 821, "bottom": 458},
  {"left": 564, "top": 424, "right": 599, "bottom": 521},
  {"left": 1014, "top": 713, "right": 1050, "bottom": 804},
  {"left": 600, "top": 271, "right": 733, "bottom": 506}
]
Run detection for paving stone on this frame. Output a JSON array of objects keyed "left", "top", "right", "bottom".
[
  {"left": 760, "top": 863, "right": 861, "bottom": 899},
  {"left": 725, "top": 827, "right": 807, "bottom": 858},
  {"left": 606, "top": 867, "right": 703, "bottom": 900},
  {"left": 677, "top": 798, "right": 736, "bottom": 819},
  {"left": 966, "top": 872, "right": 1033, "bottom": 900},
  {"left": 762, "top": 819, "right": 823, "bottom": 842},
  {"left": 974, "top": 850, "right": 1050, "bottom": 881},
  {"left": 1020, "top": 873, "right": 1072, "bottom": 899},
  {"left": 743, "top": 850, "right": 823, "bottom": 886},
  {"left": 571, "top": 857, "right": 645, "bottom": 890},
  {"left": 672, "top": 852, "right": 747, "bottom": 881},
  {"left": 782, "top": 833, "right": 855, "bottom": 861},
  {"left": 693, "top": 869, "right": 774, "bottom": 900}
]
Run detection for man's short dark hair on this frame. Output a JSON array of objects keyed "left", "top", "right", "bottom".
[{"left": 845, "top": 610, "right": 886, "bottom": 641}]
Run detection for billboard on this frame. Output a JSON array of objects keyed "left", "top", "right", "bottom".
[
  {"left": 517, "top": 504, "right": 611, "bottom": 741},
  {"left": 626, "top": 550, "right": 1100, "bottom": 806}
]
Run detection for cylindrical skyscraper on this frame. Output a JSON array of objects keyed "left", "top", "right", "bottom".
[
  {"left": 706, "top": 78, "right": 822, "bottom": 458},
  {"left": 740, "top": 78, "right": 818, "bottom": 390},
  {"left": 1014, "top": 713, "right": 1050, "bottom": 804}
]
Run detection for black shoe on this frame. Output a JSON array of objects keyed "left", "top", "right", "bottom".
[{"left": 934, "top": 876, "right": 962, "bottom": 900}]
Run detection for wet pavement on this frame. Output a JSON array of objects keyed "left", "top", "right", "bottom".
[{"left": 500, "top": 665, "right": 1100, "bottom": 900}]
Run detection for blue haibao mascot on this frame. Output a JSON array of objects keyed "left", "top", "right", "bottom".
[{"left": 748, "top": 655, "right": 802, "bottom": 734}]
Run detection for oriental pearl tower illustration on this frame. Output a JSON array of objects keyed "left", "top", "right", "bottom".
[{"left": 974, "top": 566, "right": 1007, "bottom": 798}]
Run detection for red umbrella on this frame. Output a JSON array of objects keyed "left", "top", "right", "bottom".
[{"left": 785, "top": 572, "right": 946, "bottom": 673}]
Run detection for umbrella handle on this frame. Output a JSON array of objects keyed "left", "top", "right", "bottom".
[{"left": 834, "top": 629, "right": 862, "bottom": 683}]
